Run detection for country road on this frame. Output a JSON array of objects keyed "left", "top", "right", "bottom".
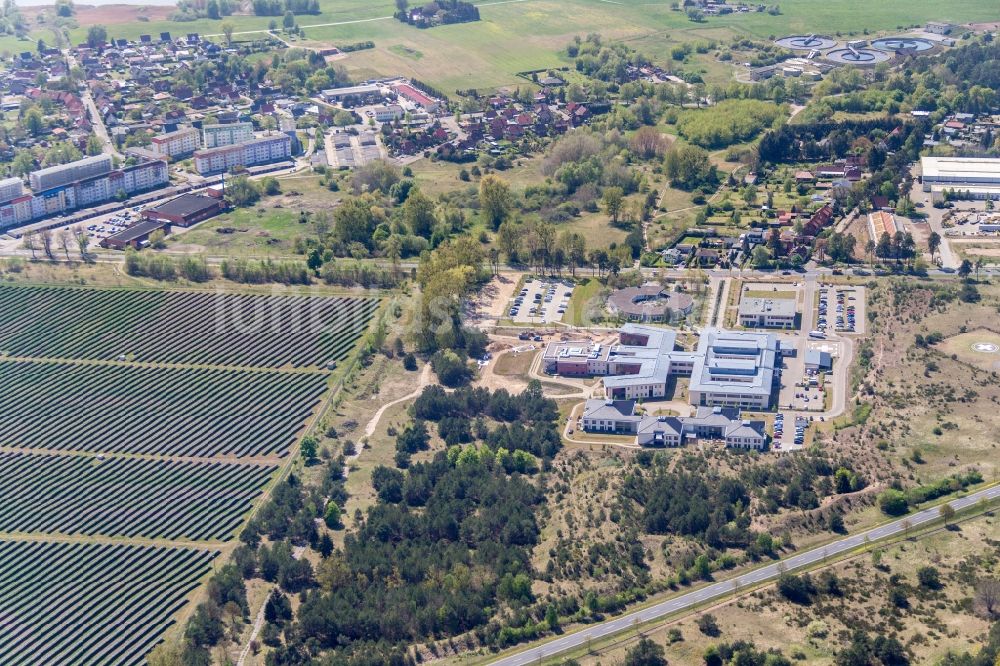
[{"left": 489, "top": 483, "right": 1000, "bottom": 666}]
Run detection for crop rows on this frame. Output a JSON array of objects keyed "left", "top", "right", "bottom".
[
  {"left": 0, "top": 453, "right": 277, "bottom": 540},
  {"left": 0, "top": 540, "right": 217, "bottom": 666},
  {"left": 0, "top": 285, "right": 379, "bottom": 368},
  {"left": 0, "top": 361, "right": 328, "bottom": 457}
]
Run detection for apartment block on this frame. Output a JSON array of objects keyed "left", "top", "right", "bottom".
[
  {"left": 202, "top": 122, "right": 254, "bottom": 149},
  {"left": 193, "top": 134, "right": 292, "bottom": 175},
  {"left": 150, "top": 127, "right": 200, "bottom": 159},
  {"left": 29, "top": 154, "right": 112, "bottom": 192}
]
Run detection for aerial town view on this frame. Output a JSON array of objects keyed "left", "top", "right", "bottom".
[{"left": 1, "top": 0, "right": 1000, "bottom": 664}]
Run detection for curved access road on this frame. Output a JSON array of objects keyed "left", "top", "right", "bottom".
[{"left": 489, "top": 483, "right": 1000, "bottom": 666}]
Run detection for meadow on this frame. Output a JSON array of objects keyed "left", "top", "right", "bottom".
[{"left": 30, "top": 0, "right": 991, "bottom": 94}]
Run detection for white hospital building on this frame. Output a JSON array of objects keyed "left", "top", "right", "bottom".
[{"left": 545, "top": 324, "right": 780, "bottom": 410}]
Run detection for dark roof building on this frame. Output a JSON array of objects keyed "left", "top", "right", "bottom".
[
  {"left": 607, "top": 285, "right": 694, "bottom": 323},
  {"left": 101, "top": 220, "right": 171, "bottom": 250},
  {"left": 142, "top": 192, "right": 224, "bottom": 227}
]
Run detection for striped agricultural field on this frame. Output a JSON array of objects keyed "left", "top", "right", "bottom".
[
  {"left": 0, "top": 360, "right": 328, "bottom": 457},
  {"left": 0, "top": 453, "right": 277, "bottom": 540},
  {"left": 0, "top": 540, "right": 217, "bottom": 666},
  {"left": 0, "top": 285, "right": 379, "bottom": 368}
]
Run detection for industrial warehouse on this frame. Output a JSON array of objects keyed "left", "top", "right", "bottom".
[
  {"left": 543, "top": 324, "right": 781, "bottom": 409},
  {"left": 921, "top": 156, "right": 1000, "bottom": 199}
]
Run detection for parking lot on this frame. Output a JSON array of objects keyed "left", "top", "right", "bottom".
[
  {"left": 772, "top": 412, "right": 812, "bottom": 451},
  {"left": 816, "top": 285, "right": 865, "bottom": 335},
  {"left": 82, "top": 208, "right": 145, "bottom": 243},
  {"left": 507, "top": 278, "right": 575, "bottom": 324}
]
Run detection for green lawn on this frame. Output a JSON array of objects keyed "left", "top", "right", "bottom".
[
  {"left": 166, "top": 206, "right": 308, "bottom": 257},
  {"left": 562, "top": 276, "right": 604, "bottom": 326},
  {"left": 0, "top": 29, "right": 52, "bottom": 58}
]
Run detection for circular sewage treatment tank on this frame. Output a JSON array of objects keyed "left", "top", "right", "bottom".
[
  {"left": 871, "top": 36, "right": 935, "bottom": 52},
  {"left": 825, "top": 47, "right": 891, "bottom": 64},
  {"left": 774, "top": 35, "right": 838, "bottom": 50}
]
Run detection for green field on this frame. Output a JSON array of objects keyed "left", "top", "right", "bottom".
[{"left": 60, "top": 0, "right": 1000, "bottom": 93}]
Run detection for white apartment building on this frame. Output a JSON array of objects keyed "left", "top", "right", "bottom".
[
  {"left": 0, "top": 177, "right": 23, "bottom": 204},
  {"left": 737, "top": 297, "right": 797, "bottom": 329},
  {"left": 202, "top": 122, "right": 254, "bottom": 149},
  {"left": 29, "top": 154, "right": 112, "bottom": 192},
  {"left": 373, "top": 105, "right": 405, "bottom": 123},
  {"left": 0, "top": 159, "right": 169, "bottom": 231},
  {"left": 150, "top": 127, "right": 200, "bottom": 159},
  {"left": 193, "top": 134, "right": 292, "bottom": 175}
]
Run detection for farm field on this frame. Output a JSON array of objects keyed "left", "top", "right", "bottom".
[
  {"left": 0, "top": 285, "right": 379, "bottom": 368},
  {"left": 0, "top": 540, "right": 218, "bottom": 666},
  {"left": 41, "top": 0, "right": 994, "bottom": 93},
  {"left": 302, "top": 0, "right": 999, "bottom": 92},
  {"left": 0, "top": 453, "right": 277, "bottom": 540},
  {"left": 0, "top": 360, "right": 328, "bottom": 457}
]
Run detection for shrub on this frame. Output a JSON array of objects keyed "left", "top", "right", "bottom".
[
  {"left": 697, "top": 613, "right": 720, "bottom": 636},
  {"left": 878, "top": 488, "right": 909, "bottom": 516},
  {"left": 917, "top": 566, "right": 941, "bottom": 590}
]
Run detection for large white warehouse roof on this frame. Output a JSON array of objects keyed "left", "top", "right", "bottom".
[{"left": 922, "top": 157, "right": 1000, "bottom": 185}]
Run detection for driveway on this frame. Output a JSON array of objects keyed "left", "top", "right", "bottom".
[{"left": 909, "top": 179, "right": 958, "bottom": 269}]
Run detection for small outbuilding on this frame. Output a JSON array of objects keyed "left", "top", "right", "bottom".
[{"left": 805, "top": 349, "right": 832, "bottom": 372}]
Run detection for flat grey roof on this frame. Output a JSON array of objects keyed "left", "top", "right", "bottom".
[
  {"left": 739, "top": 297, "right": 797, "bottom": 317},
  {"left": 30, "top": 154, "right": 111, "bottom": 179},
  {"left": 688, "top": 328, "right": 778, "bottom": 398},
  {"left": 146, "top": 193, "right": 219, "bottom": 218},
  {"left": 322, "top": 84, "right": 381, "bottom": 97}
]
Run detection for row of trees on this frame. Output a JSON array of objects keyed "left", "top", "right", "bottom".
[
  {"left": 251, "top": 0, "right": 319, "bottom": 16},
  {"left": 21, "top": 226, "right": 90, "bottom": 262}
]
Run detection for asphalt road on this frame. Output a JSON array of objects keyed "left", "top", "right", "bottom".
[{"left": 489, "top": 483, "right": 1000, "bottom": 666}]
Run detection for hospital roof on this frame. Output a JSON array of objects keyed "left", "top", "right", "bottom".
[
  {"left": 688, "top": 328, "right": 777, "bottom": 397},
  {"left": 738, "top": 297, "right": 797, "bottom": 317}
]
